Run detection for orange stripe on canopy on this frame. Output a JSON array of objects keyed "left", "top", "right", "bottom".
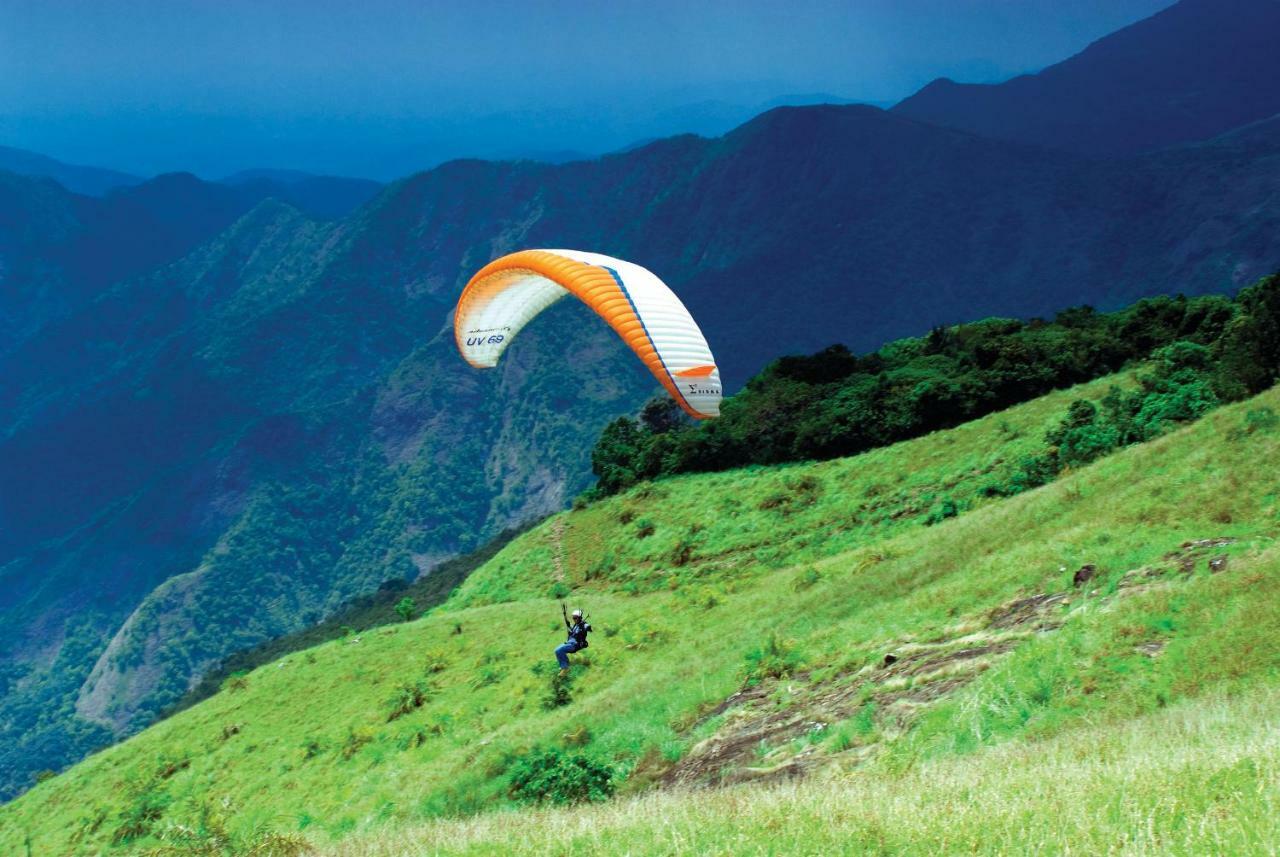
[{"left": 675, "top": 364, "right": 717, "bottom": 378}]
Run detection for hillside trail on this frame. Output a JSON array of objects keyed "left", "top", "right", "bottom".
[{"left": 551, "top": 518, "right": 567, "bottom": 584}]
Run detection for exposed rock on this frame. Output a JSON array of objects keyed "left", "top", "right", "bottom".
[
  {"left": 77, "top": 567, "right": 209, "bottom": 733},
  {"left": 1136, "top": 641, "right": 1165, "bottom": 658},
  {"left": 987, "top": 593, "right": 1069, "bottom": 629},
  {"left": 655, "top": 537, "right": 1249, "bottom": 791},
  {"left": 1165, "top": 538, "right": 1237, "bottom": 574},
  {"left": 1180, "top": 538, "right": 1237, "bottom": 550},
  {"left": 1073, "top": 564, "right": 1098, "bottom": 587}
]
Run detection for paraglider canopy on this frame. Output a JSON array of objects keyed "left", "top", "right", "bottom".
[{"left": 454, "top": 249, "right": 722, "bottom": 418}]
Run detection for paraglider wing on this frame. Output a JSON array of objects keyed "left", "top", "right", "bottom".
[{"left": 454, "top": 249, "right": 721, "bottom": 418}]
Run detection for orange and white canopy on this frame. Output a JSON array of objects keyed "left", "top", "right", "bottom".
[{"left": 454, "top": 249, "right": 721, "bottom": 418}]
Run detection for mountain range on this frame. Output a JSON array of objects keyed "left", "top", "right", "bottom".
[
  {"left": 2, "top": 0, "right": 1279, "bottom": 801},
  {"left": 894, "top": 0, "right": 1280, "bottom": 156},
  {"left": 0, "top": 167, "right": 385, "bottom": 362},
  {"left": 0, "top": 146, "right": 143, "bottom": 196}
]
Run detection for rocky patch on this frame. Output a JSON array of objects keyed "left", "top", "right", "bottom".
[{"left": 658, "top": 537, "right": 1241, "bottom": 790}]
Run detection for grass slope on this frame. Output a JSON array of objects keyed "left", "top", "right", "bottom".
[
  {"left": 3, "top": 374, "right": 1278, "bottom": 855},
  {"left": 330, "top": 687, "right": 1280, "bottom": 856}
]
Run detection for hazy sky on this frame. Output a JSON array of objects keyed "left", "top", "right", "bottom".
[{"left": 1, "top": 0, "right": 1176, "bottom": 179}]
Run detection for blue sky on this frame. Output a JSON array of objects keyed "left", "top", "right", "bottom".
[{"left": 0, "top": 0, "right": 1175, "bottom": 179}]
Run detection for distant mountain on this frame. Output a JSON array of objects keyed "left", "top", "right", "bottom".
[
  {"left": 0, "top": 170, "right": 294, "bottom": 352},
  {"left": 3, "top": 98, "right": 1280, "bottom": 798},
  {"left": 220, "top": 168, "right": 319, "bottom": 184},
  {"left": 0, "top": 146, "right": 143, "bottom": 196},
  {"left": 0, "top": 168, "right": 386, "bottom": 353},
  {"left": 219, "top": 170, "right": 383, "bottom": 220},
  {"left": 893, "top": 0, "right": 1280, "bottom": 156}
]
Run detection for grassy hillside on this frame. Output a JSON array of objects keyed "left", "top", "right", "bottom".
[
  {"left": 3, "top": 374, "right": 1278, "bottom": 854},
  {"left": 329, "top": 687, "right": 1280, "bottom": 855},
  {"left": 7, "top": 95, "right": 1280, "bottom": 800}
]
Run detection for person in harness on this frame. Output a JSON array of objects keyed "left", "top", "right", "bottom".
[{"left": 555, "top": 606, "right": 591, "bottom": 672}]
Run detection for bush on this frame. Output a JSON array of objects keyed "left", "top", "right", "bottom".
[
  {"left": 1244, "top": 407, "right": 1279, "bottom": 435},
  {"left": 758, "top": 491, "right": 789, "bottom": 511},
  {"left": 394, "top": 597, "right": 417, "bottom": 622},
  {"left": 543, "top": 670, "right": 574, "bottom": 710},
  {"left": 340, "top": 727, "right": 374, "bottom": 760},
  {"left": 924, "top": 496, "right": 959, "bottom": 526},
  {"left": 385, "top": 681, "right": 430, "bottom": 722},
  {"left": 670, "top": 536, "right": 697, "bottom": 566},
  {"left": 507, "top": 747, "right": 615, "bottom": 805},
  {"left": 470, "top": 666, "right": 503, "bottom": 689},
  {"left": 112, "top": 775, "right": 170, "bottom": 843},
  {"left": 685, "top": 584, "right": 720, "bottom": 610},
  {"left": 221, "top": 672, "right": 249, "bottom": 693},
  {"left": 792, "top": 566, "right": 822, "bottom": 591},
  {"left": 995, "top": 340, "right": 1228, "bottom": 496},
  {"left": 743, "top": 633, "right": 805, "bottom": 686}
]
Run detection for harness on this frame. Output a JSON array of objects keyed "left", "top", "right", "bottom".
[{"left": 567, "top": 620, "right": 591, "bottom": 648}]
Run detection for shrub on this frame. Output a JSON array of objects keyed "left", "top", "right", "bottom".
[
  {"left": 394, "top": 597, "right": 417, "bottom": 622},
  {"left": 471, "top": 666, "right": 503, "bottom": 689},
  {"left": 385, "top": 681, "right": 430, "bottom": 722},
  {"left": 340, "top": 727, "right": 374, "bottom": 760},
  {"left": 1244, "top": 407, "right": 1279, "bottom": 435},
  {"left": 621, "top": 624, "right": 666, "bottom": 650},
  {"left": 792, "top": 566, "right": 822, "bottom": 591},
  {"left": 686, "top": 585, "right": 720, "bottom": 610},
  {"left": 301, "top": 738, "right": 324, "bottom": 760},
  {"left": 543, "top": 671, "right": 574, "bottom": 710},
  {"left": 508, "top": 747, "right": 615, "bottom": 805},
  {"left": 562, "top": 724, "right": 592, "bottom": 747},
  {"left": 758, "top": 491, "right": 789, "bottom": 511},
  {"left": 221, "top": 672, "right": 249, "bottom": 693},
  {"left": 743, "top": 633, "right": 805, "bottom": 686},
  {"left": 585, "top": 551, "right": 616, "bottom": 581},
  {"left": 788, "top": 474, "right": 823, "bottom": 504},
  {"left": 924, "top": 496, "right": 959, "bottom": 526},
  {"left": 112, "top": 776, "right": 170, "bottom": 844},
  {"left": 670, "top": 536, "right": 697, "bottom": 566}
]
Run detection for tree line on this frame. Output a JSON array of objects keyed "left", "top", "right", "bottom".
[{"left": 590, "top": 274, "right": 1280, "bottom": 496}]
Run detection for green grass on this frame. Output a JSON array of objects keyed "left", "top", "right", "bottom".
[
  {"left": 3, "top": 373, "right": 1279, "bottom": 855},
  {"left": 316, "top": 686, "right": 1280, "bottom": 856}
]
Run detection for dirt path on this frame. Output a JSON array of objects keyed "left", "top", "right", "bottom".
[{"left": 550, "top": 518, "right": 567, "bottom": 583}]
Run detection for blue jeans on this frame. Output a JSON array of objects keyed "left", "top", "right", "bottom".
[{"left": 555, "top": 641, "right": 579, "bottom": 669}]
